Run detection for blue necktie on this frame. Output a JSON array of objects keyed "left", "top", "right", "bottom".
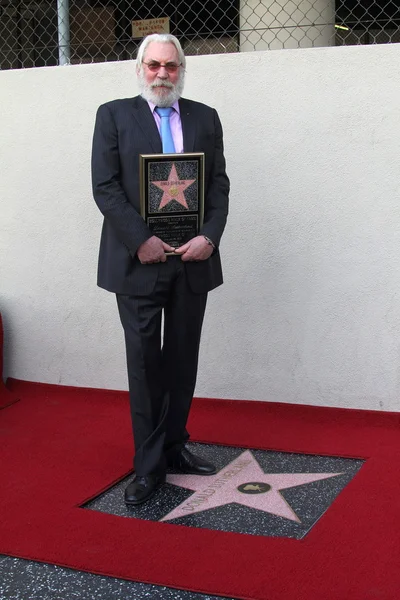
[{"left": 155, "top": 107, "right": 176, "bottom": 154}]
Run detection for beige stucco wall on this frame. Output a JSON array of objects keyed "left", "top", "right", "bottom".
[{"left": 1, "top": 43, "right": 400, "bottom": 411}]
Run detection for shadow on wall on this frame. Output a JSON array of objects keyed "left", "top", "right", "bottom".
[{"left": 0, "top": 311, "right": 19, "bottom": 409}]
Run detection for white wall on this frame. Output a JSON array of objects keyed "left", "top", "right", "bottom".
[{"left": 1, "top": 43, "right": 400, "bottom": 411}]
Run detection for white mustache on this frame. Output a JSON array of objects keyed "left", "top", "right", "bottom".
[{"left": 151, "top": 80, "right": 174, "bottom": 89}]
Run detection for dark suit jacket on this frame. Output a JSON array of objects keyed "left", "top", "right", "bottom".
[{"left": 91, "top": 95, "right": 229, "bottom": 295}]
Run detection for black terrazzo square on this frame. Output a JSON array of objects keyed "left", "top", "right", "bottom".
[
  {"left": 0, "top": 555, "right": 235, "bottom": 600},
  {"left": 84, "top": 443, "right": 364, "bottom": 540}
]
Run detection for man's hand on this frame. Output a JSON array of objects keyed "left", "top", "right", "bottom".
[
  {"left": 137, "top": 236, "right": 175, "bottom": 264},
  {"left": 174, "top": 236, "right": 214, "bottom": 262}
]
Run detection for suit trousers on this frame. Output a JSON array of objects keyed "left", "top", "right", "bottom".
[{"left": 116, "top": 257, "right": 208, "bottom": 476}]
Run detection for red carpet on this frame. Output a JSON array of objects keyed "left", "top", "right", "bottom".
[
  {"left": 1, "top": 378, "right": 399, "bottom": 600},
  {"left": 0, "top": 378, "right": 18, "bottom": 410}
]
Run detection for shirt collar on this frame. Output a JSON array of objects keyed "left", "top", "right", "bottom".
[{"left": 147, "top": 100, "right": 180, "bottom": 115}]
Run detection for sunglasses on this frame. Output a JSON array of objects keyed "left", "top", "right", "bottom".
[{"left": 143, "top": 61, "right": 182, "bottom": 73}]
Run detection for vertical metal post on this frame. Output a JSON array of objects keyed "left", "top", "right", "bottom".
[
  {"left": 16, "top": 0, "right": 23, "bottom": 69},
  {"left": 57, "top": 0, "right": 70, "bottom": 65}
]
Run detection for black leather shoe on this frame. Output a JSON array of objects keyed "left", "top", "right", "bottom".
[
  {"left": 170, "top": 447, "right": 217, "bottom": 475},
  {"left": 124, "top": 473, "right": 165, "bottom": 506}
]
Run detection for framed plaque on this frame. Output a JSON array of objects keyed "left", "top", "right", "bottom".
[{"left": 140, "top": 152, "right": 205, "bottom": 250}]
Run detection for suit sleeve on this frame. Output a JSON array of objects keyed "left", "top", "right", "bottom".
[
  {"left": 199, "top": 109, "right": 230, "bottom": 247},
  {"left": 91, "top": 103, "right": 152, "bottom": 256}
]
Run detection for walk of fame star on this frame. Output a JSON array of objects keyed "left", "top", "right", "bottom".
[
  {"left": 152, "top": 163, "right": 195, "bottom": 210},
  {"left": 161, "top": 450, "right": 343, "bottom": 523}
]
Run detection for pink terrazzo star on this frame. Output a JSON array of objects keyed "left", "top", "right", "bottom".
[
  {"left": 152, "top": 163, "right": 195, "bottom": 210},
  {"left": 162, "top": 450, "right": 343, "bottom": 523}
]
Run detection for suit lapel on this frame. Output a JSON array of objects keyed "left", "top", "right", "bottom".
[
  {"left": 179, "top": 98, "right": 196, "bottom": 153},
  {"left": 131, "top": 96, "right": 162, "bottom": 153}
]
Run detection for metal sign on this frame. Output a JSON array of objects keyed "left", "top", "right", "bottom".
[{"left": 132, "top": 17, "right": 170, "bottom": 39}]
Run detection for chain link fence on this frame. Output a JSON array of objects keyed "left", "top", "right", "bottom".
[{"left": 0, "top": 0, "right": 399, "bottom": 70}]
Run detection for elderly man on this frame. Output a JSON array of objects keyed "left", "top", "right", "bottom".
[{"left": 91, "top": 33, "right": 229, "bottom": 505}]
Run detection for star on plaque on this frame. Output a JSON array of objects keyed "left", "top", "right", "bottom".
[
  {"left": 152, "top": 163, "right": 195, "bottom": 210},
  {"left": 161, "top": 450, "right": 343, "bottom": 523}
]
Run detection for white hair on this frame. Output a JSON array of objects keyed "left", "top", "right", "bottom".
[{"left": 136, "top": 34, "right": 186, "bottom": 71}]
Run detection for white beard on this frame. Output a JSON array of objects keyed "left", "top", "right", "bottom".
[{"left": 138, "top": 69, "right": 185, "bottom": 107}]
